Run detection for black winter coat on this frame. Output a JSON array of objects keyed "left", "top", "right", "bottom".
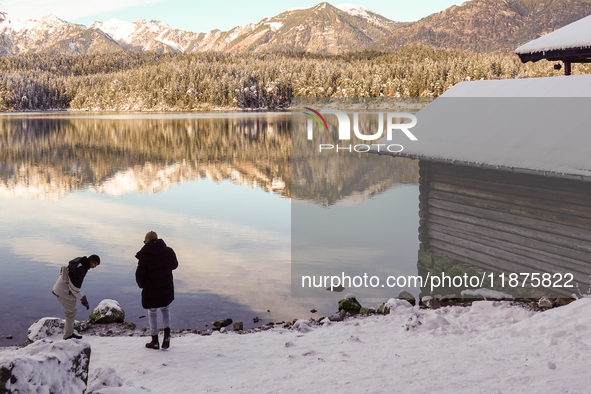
[
  {"left": 68, "top": 256, "right": 91, "bottom": 290},
  {"left": 135, "top": 239, "right": 179, "bottom": 309}
]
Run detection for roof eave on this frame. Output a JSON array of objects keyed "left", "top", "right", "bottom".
[
  {"left": 371, "top": 150, "right": 591, "bottom": 182},
  {"left": 516, "top": 46, "right": 591, "bottom": 63}
]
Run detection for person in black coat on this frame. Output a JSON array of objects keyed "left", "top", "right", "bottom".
[{"left": 135, "top": 231, "right": 178, "bottom": 349}]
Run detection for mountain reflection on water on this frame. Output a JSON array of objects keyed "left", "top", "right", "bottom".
[
  {"left": 0, "top": 112, "right": 417, "bottom": 203},
  {"left": 0, "top": 113, "right": 291, "bottom": 200},
  {"left": 0, "top": 112, "right": 419, "bottom": 346}
]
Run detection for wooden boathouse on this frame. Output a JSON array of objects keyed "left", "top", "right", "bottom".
[
  {"left": 417, "top": 160, "right": 591, "bottom": 298},
  {"left": 373, "top": 74, "right": 591, "bottom": 298}
]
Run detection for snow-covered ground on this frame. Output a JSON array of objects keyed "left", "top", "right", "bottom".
[{"left": 5, "top": 297, "right": 591, "bottom": 393}]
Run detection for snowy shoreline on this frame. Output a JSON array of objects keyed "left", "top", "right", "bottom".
[{"left": 2, "top": 297, "right": 591, "bottom": 393}]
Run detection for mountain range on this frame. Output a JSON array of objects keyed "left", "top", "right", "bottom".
[{"left": 0, "top": 0, "right": 590, "bottom": 55}]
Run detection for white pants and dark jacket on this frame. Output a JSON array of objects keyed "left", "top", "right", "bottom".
[
  {"left": 149, "top": 306, "right": 171, "bottom": 336},
  {"left": 52, "top": 258, "right": 89, "bottom": 339}
]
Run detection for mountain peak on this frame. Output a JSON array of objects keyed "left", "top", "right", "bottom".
[
  {"left": 135, "top": 19, "right": 170, "bottom": 28},
  {"left": 285, "top": 6, "right": 313, "bottom": 12},
  {"left": 335, "top": 3, "right": 371, "bottom": 17},
  {"left": 40, "top": 14, "right": 69, "bottom": 26},
  {"left": 89, "top": 19, "right": 136, "bottom": 42}
]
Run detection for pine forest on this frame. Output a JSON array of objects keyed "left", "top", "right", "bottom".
[{"left": 0, "top": 46, "right": 586, "bottom": 112}]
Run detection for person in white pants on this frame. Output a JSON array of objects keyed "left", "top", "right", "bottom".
[
  {"left": 52, "top": 255, "right": 100, "bottom": 339},
  {"left": 136, "top": 231, "right": 178, "bottom": 349}
]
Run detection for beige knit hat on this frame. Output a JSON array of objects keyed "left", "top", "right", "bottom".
[{"left": 144, "top": 231, "right": 158, "bottom": 244}]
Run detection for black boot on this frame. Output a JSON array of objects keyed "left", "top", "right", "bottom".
[
  {"left": 145, "top": 335, "right": 159, "bottom": 349},
  {"left": 162, "top": 327, "right": 171, "bottom": 349}
]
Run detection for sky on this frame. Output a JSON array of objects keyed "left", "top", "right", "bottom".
[{"left": 1, "top": 0, "right": 463, "bottom": 33}]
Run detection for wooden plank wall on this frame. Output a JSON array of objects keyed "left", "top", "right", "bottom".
[{"left": 418, "top": 161, "right": 591, "bottom": 296}]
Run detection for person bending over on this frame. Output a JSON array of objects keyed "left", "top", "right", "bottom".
[{"left": 52, "top": 254, "right": 100, "bottom": 340}]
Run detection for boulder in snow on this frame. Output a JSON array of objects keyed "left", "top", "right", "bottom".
[
  {"left": 86, "top": 367, "right": 124, "bottom": 392},
  {"left": 461, "top": 288, "right": 514, "bottom": 300},
  {"left": 89, "top": 299, "right": 125, "bottom": 324},
  {"left": 378, "top": 298, "right": 413, "bottom": 315},
  {"left": 377, "top": 303, "right": 390, "bottom": 315},
  {"left": 0, "top": 339, "right": 90, "bottom": 394},
  {"left": 292, "top": 319, "right": 314, "bottom": 333},
  {"left": 421, "top": 296, "right": 441, "bottom": 309},
  {"left": 27, "top": 317, "right": 90, "bottom": 342},
  {"left": 398, "top": 290, "right": 416, "bottom": 306},
  {"left": 328, "top": 309, "right": 347, "bottom": 322},
  {"left": 538, "top": 297, "right": 553, "bottom": 309},
  {"left": 554, "top": 297, "right": 575, "bottom": 307},
  {"left": 359, "top": 307, "right": 375, "bottom": 315},
  {"left": 212, "top": 318, "right": 233, "bottom": 330},
  {"left": 338, "top": 296, "right": 361, "bottom": 314}
]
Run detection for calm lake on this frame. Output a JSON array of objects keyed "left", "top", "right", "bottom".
[{"left": 0, "top": 112, "right": 420, "bottom": 345}]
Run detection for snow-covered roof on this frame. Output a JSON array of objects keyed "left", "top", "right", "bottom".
[
  {"left": 373, "top": 75, "right": 591, "bottom": 180},
  {"left": 516, "top": 14, "right": 591, "bottom": 62},
  {"left": 439, "top": 74, "right": 591, "bottom": 97}
]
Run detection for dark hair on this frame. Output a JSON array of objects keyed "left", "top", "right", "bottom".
[{"left": 88, "top": 254, "right": 101, "bottom": 265}]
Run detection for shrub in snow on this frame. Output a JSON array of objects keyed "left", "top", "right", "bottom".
[
  {"left": 0, "top": 339, "right": 90, "bottom": 394},
  {"left": 89, "top": 299, "right": 125, "bottom": 324},
  {"left": 27, "top": 317, "right": 89, "bottom": 342}
]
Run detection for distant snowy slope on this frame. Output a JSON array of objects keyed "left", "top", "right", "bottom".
[
  {"left": 89, "top": 19, "right": 137, "bottom": 43},
  {"left": 89, "top": 18, "right": 198, "bottom": 52},
  {"left": 0, "top": 2, "right": 403, "bottom": 55},
  {"left": 335, "top": 3, "right": 396, "bottom": 29},
  {"left": 0, "top": 14, "right": 121, "bottom": 55}
]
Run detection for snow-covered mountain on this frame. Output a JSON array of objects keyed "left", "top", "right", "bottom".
[
  {"left": 88, "top": 19, "right": 201, "bottom": 52},
  {"left": 0, "top": 2, "right": 403, "bottom": 55},
  {"left": 193, "top": 2, "right": 403, "bottom": 53},
  {"left": 0, "top": 14, "right": 121, "bottom": 55},
  {"left": 1, "top": 0, "right": 591, "bottom": 55}
]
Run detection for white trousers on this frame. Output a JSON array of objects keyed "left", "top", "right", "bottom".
[
  {"left": 56, "top": 295, "right": 77, "bottom": 338},
  {"left": 148, "top": 306, "right": 170, "bottom": 336}
]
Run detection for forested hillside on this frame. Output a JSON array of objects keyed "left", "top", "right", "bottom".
[{"left": 0, "top": 47, "right": 584, "bottom": 111}]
